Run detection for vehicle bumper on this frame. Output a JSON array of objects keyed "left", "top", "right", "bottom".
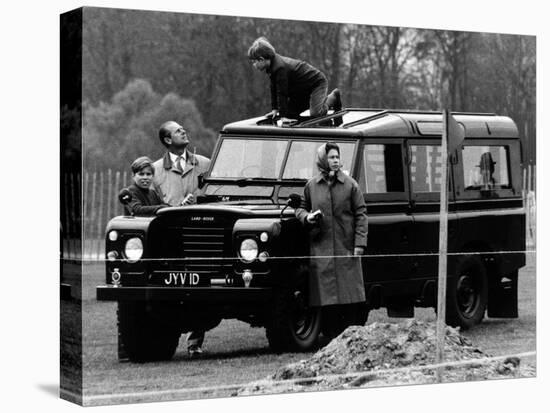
[{"left": 96, "top": 285, "right": 271, "bottom": 303}]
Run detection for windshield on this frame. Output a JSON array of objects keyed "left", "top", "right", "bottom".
[
  {"left": 210, "top": 137, "right": 356, "bottom": 180},
  {"left": 210, "top": 138, "right": 287, "bottom": 178}
]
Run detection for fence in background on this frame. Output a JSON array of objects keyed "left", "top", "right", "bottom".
[
  {"left": 61, "top": 165, "right": 537, "bottom": 260},
  {"left": 62, "top": 169, "right": 129, "bottom": 260}
]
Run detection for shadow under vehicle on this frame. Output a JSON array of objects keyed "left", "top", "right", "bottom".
[{"left": 97, "top": 109, "right": 525, "bottom": 362}]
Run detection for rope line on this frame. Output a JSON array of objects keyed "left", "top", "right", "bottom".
[
  {"left": 62, "top": 248, "right": 536, "bottom": 263},
  {"left": 81, "top": 350, "right": 536, "bottom": 404}
]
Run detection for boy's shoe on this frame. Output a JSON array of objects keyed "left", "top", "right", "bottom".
[
  {"left": 327, "top": 88, "right": 342, "bottom": 112},
  {"left": 188, "top": 345, "right": 203, "bottom": 358}
]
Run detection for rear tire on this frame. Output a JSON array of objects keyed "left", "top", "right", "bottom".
[
  {"left": 117, "top": 301, "right": 180, "bottom": 362},
  {"left": 446, "top": 256, "right": 488, "bottom": 329},
  {"left": 266, "top": 289, "right": 322, "bottom": 353}
]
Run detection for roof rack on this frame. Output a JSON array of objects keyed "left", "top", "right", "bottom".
[
  {"left": 294, "top": 108, "right": 497, "bottom": 129},
  {"left": 342, "top": 110, "right": 390, "bottom": 128},
  {"left": 341, "top": 108, "right": 496, "bottom": 116}
]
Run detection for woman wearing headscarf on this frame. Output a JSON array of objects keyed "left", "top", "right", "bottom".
[{"left": 295, "top": 142, "right": 368, "bottom": 338}]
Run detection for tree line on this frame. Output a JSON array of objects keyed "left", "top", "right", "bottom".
[{"left": 75, "top": 7, "right": 535, "bottom": 172}]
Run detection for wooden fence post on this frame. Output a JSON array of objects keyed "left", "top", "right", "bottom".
[
  {"left": 96, "top": 172, "right": 104, "bottom": 260},
  {"left": 70, "top": 173, "right": 78, "bottom": 259},
  {"left": 122, "top": 171, "right": 128, "bottom": 216},
  {"left": 114, "top": 170, "right": 121, "bottom": 217},
  {"left": 527, "top": 164, "right": 532, "bottom": 193},
  {"left": 107, "top": 169, "right": 113, "bottom": 227},
  {"left": 436, "top": 110, "right": 450, "bottom": 383},
  {"left": 62, "top": 174, "right": 67, "bottom": 259},
  {"left": 527, "top": 165, "right": 532, "bottom": 245},
  {"left": 522, "top": 167, "right": 526, "bottom": 198},
  {"left": 90, "top": 171, "right": 97, "bottom": 259},
  {"left": 83, "top": 171, "right": 89, "bottom": 258}
]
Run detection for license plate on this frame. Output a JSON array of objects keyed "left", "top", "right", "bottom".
[{"left": 161, "top": 271, "right": 201, "bottom": 286}]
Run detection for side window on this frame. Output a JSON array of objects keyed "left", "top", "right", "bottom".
[
  {"left": 359, "top": 144, "right": 404, "bottom": 193},
  {"left": 410, "top": 145, "right": 443, "bottom": 193},
  {"left": 283, "top": 141, "right": 355, "bottom": 179},
  {"left": 463, "top": 146, "right": 510, "bottom": 190}
]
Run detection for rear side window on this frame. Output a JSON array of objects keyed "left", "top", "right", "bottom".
[
  {"left": 410, "top": 145, "right": 443, "bottom": 193},
  {"left": 463, "top": 146, "right": 510, "bottom": 190},
  {"left": 359, "top": 144, "right": 404, "bottom": 193}
]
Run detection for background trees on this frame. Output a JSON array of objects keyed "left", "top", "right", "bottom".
[{"left": 77, "top": 8, "right": 536, "bottom": 171}]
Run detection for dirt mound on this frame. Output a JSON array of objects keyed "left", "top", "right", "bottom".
[{"left": 237, "top": 320, "right": 535, "bottom": 395}]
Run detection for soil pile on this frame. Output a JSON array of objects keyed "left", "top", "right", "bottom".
[{"left": 237, "top": 320, "right": 535, "bottom": 395}]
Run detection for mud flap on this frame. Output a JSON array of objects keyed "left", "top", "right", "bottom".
[{"left": 487, "top": 270, "right": 518, "bottom": 318}]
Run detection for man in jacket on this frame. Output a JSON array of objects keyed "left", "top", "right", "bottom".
[
  {"left": 153, "top": 121, "right": 210, "bottom": 357},
  {"left": 153, "top": 121, "right": 210, "bottom": 206}
]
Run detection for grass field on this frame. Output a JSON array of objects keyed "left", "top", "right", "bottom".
[{"left": 65, "top": 253, "right": 536, "bottom": 405}]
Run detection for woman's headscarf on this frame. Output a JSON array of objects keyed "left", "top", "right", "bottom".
[{"left": 316, "top": 142, "right": 341, "bottom": 182}]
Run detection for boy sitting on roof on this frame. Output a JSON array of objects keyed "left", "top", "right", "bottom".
[{"left": 248, "top": 37, "right": 342, "bottom": 121}]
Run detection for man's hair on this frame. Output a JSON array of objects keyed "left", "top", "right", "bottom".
[
  {"left": 131, "top": 156, "right": 154, "bottom": 174},
  {"left": 247, "top": 36, "right": 276, "bottom": 60},
  {"left": 325, "top": 141, "right": 340, "bottom": 155},
  {"left": 158, "top": 121, "right": 174, "bottom": 147}
]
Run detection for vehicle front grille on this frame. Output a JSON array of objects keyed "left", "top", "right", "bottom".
[
  {"left": 180, "top": 226, "right": 233, "bottom": 276},
  {"left": 148, "top": 215, "right": 238, "bottom": 286}
]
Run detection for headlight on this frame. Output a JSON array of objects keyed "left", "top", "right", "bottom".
[
  {"left": 239, "top": 238, "right": 258, "bottom": 262},
  {"left": 124, "top": 237, "right": 143, "bottom": 262}
]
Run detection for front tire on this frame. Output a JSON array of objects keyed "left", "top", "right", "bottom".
[
  {"left": 266, "top": 289, "right": 322, "bottom": 353},
  {"left": 446, "top": 256, "right": 488, "bottom": 329},
  {"left": 117, "top": 301, "right": 181, "bottom": 362}
]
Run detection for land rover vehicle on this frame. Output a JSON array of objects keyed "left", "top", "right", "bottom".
[{"left": 97, "top": 109, "right": 525, "bottom": 362}]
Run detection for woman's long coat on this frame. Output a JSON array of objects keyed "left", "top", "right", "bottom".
[{"left": 296, "top": 173, "right": 368, "bottom": 306}]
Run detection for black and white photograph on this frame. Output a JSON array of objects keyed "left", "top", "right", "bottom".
[{"left": 3, "top": 1, "right": 547, "bottom": 412}]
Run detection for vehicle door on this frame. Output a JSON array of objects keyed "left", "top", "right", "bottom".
[
  {"left": 407, "top": 138, "right": 458, "bottom": 283},
  {"left": 357, "top": 139, "right": 415, "bottom": 287}
]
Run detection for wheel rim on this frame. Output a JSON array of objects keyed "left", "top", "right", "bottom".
[
  {"left": 291, "top": 291, "right": 318, "bottom": 340},
  {"left": 456, "top": 273, "right": 480, "bottom": 318}
]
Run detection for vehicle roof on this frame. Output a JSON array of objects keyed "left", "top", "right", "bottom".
[{"left": 221, "top": 108, "right": 519, "bottom": 139}]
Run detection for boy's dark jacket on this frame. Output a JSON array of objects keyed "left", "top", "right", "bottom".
[
  {"left": 269, "top": 54, "right": 326, "bottom": 118},
  {"left": 124, "top": 183, "right": 167, "bottom": 216}
]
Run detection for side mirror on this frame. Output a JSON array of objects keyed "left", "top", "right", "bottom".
[
  {"left": 118, "top": 188, "right": 132, "bottom": 205},
  {"left": 287, "top": 193, "right": 302, "bottom": 209}
]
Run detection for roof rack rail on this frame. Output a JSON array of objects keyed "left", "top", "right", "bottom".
[
  {"left": 296, "top": 108, "right": 497, "bottom": 129},
  {"left": 254, "top": 108, "right": 499, "bottom": 131},
  {"left": 343, "top": 110, "right": 390, "bottom": 128},
  {"left": 448, "top": 111, "right": 496, "bottom": 116},
  {"left": 296, "top": 111, "right": 347, "bottom": 128},
  {"left": 344, "top": 108, "right": 496, "bottom": 116}
]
